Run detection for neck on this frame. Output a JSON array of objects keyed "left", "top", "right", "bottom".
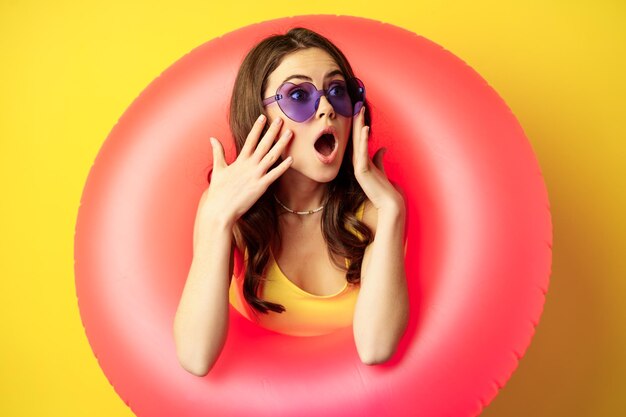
[{"left": 275, "top": 169, "right": 328, "bottom": 213}]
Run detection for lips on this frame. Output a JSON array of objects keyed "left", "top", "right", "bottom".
[{"left": 314, "top": 127, "right": 338, "bottom": 164}]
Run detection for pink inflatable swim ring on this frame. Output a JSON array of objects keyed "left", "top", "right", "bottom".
[{"left": 75, "top": 15, "right": 552, "bottom": 417}]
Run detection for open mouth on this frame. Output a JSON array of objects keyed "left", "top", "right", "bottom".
[{"left": 314, "top": 133, "right": 337, "bottom": 157}]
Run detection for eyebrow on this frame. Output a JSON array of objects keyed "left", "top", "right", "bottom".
[{"left": 281, "top": 69, "right": 344, "bottom": 84}]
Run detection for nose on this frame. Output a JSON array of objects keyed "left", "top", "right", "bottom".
[{"left": 315, "top": 95, "right": 335, "bottom": 119}]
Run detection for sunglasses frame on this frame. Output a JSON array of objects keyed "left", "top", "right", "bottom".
[{"left": 262, "top": 77, "right": 365, "bottom": 123}]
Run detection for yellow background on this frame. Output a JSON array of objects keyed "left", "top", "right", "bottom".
[{"left": 1, "top": 1, "right": 624, "bottom": 416}]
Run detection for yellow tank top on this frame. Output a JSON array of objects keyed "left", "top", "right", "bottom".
[{"left": 228, "top": 203, "right": 365, "bottom": 337}]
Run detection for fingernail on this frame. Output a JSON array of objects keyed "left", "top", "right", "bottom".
[
  {"left": 284, "top": 129, "right": 292, "bottom": 137},
  {"left": 273, "top": 117, "right": 282, "bottom": 125},
  {"left": 258, "top": 114, "right": 266, "bottom": 123},
  {"left": 209, "top": 137, "right": 216, "bottom": 146}
]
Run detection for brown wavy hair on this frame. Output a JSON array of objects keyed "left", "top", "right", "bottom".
[{"left": 226, "top": 27, "right": 373, "bottom": 314}]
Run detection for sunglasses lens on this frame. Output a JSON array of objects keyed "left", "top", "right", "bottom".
[
  {"left": 277, "top": 82, "right": 317, "bottom": 122},
  {"left": 347, "top": 78, "right": 366, "bottom": 116},
  {"left": 326, "top": 80, "right": 353, "bottom": 117},
  {"left": 327, "top": 78, "right": 366, "bottom": 117}
]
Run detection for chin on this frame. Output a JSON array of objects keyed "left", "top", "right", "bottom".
[
  {"left": 313, "top": 170, "right": 341, "bottom": 184},
  {"left": 290, "top": 161, "right": 343, "bottom": 184}
]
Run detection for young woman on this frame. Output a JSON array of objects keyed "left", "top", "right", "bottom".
[{"left": 174, "top": 27, "right": 409, "bottom": 376}]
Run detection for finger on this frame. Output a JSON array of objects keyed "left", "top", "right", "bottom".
[
  {"left": 372, "top": 147, "right": 388, "bottom": 176},
  {"left": 259, "top": 128, "right": 293, "bottom": 171},
  {"left": 262, "top": 156, "right": 293, "bottom": 186},
  {"left": 356, "top": 125, "right": 370, "bottom": 173},
  {"left": 240, "top": 114, "right": 268, "bottom": 157},
  {"left": 209, "top": 137, "right": 226, "bottom": 169},
  {"left": 254, "top": 116, "right": 284, "bottom": 159},
  {"left": 352, "top": 106, "right": 365, "bottom": 154},
  {"left": 352, "top": 104, "right": 365, "bottom": 133}
]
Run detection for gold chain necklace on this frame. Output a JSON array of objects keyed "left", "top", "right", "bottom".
[{"left": 273, "top": 194, "right": 324, "bottom": 215}]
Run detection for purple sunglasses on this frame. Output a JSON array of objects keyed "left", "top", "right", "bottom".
[{"left": 262, "top": 78, "right": 365, "bottom": 122}]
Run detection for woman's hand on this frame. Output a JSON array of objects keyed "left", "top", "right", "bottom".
[
  {"left": 198, "top": 115, "right": 294, "bottom": 230},
  {"left": 352, "top": 107, "right": 404, "bottom": 214}
]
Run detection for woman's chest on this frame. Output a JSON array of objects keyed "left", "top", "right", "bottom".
[{"left": 274, "top": 220, "right": 346, "bottom": 296}]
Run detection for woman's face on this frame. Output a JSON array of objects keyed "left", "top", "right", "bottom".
[{"left": 263, "top": 47, "right": 352, "bottom": 184}]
